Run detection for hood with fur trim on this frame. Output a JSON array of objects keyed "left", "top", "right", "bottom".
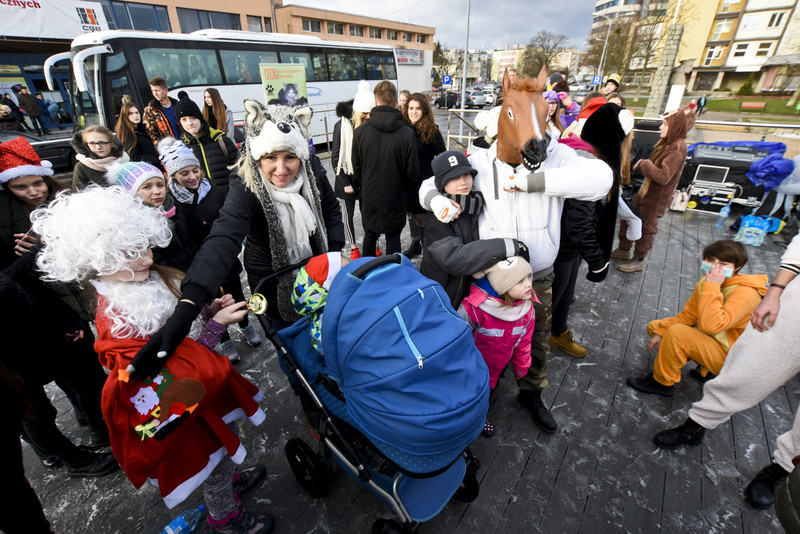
[{"left": 72, "top": 130, "right": 124, "bottom": 160}]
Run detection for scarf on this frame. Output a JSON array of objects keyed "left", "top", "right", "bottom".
[
  {"left": 76, "top": 151, "right": 130, "bottom": 172},
  {"left": 265, "top": 171, "right": 318, "bottom": 264},
  {"left": 170, "top": 177, "right": 211, "bottom": 205},
  {"left": 336, "top": 118, "right": 355, "bottom": 175},
  {"left": 445, "top": 191, "right": 485, "bottom": 217}
]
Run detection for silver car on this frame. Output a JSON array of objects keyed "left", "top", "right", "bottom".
[{"left": 464, "top": 90, "right": 487, "bottom": 109}]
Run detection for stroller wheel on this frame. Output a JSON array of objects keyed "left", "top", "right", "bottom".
[
  {"left": 453, "top": 473, "right": 480, "bottom": 503},
  {"left": 285, "top": 437, "right": 330, "bottom": 498}
]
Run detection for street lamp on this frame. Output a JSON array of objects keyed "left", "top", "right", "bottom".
[{"left": 594, "top": 11, "right": 635, "bottom": 89}]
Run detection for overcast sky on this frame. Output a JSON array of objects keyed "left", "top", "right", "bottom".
[{"left": 284, "top": 0, "right": 595, "bottom": 50}]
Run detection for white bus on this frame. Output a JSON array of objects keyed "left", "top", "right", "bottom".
[{"left": 45, "top": 29, "right": 399, "bottom": 145}]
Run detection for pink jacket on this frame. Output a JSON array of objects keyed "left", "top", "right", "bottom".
[{"left": 458, "top": 285, "right": 535, "bottom": 389}]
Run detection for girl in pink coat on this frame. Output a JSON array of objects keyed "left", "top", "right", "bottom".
[{"left": 458, "top": 256, "right": 536, "bottom": 437}]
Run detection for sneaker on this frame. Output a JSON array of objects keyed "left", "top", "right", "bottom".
[
  {"left": 744, "top": 463, "right": 790, "bottom": 510},
  {"left": 208, "top": 502, "right": 275, "bottom": 534},
  {"left": 218, "top": 340, "right": 240, "bottom": 363},
  {"left": 375, "top": 247, "right": 383, "bottom": 256},
  {"left": 66, "top": 451, "right": 119, "bottom": 478},
  {"left": 626, "top": 375, "right": 675, "bottom": 397},
  {"left": 618, "top": 258, "right": 645, "bottom": 273},
  {"left": 239, "top": 324, "right": 262, "bottom": 347},
  {"left": 232, "top": 464, "right": 267, "bottom": 496},
  {"left": 610, "top": 247, "right": 633, "bottom": 260},
  {"left": 548, "top": 329, "right": 587, "bottom": 358},
  {"left": 653, "top": 417, "right": 706, "bottom": 449},
  {"left": 350, "top": 246, "right": 361, "bottom": 261}
]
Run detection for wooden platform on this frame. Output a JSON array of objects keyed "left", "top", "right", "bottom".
[{"left": 27, "top": 208, "right": 796, "bottom": 533}]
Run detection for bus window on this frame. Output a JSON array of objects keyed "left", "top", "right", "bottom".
[
  {"left": 365, "top": 52, "right": 397, "bottom": 80},
  {"left": 108, "top": 73, "right": 131, "bottom": 121},
  {"left": 106, "top": 50, "right": 128, "bottom": 72},
  {"left": 279, "top": 48, "right": 327, "bottom": 81},
  {"left": 220, "top": 50, "right": 278, "bottom": 84},
  {"left": 326, "top": 50, "right": 365, "bottom": 81},
  {"left": 139, "top": 47, "right": 222, "bottom": 88}
]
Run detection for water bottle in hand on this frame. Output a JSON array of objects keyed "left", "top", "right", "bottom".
[
  {"left": 715, "top": 196, "right": 732, "bottom": 228},
  {"left": 159, "top": 504, "right": 205, "bottom": 534}
]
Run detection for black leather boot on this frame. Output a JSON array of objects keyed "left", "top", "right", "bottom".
[
  {"left": 744, "top": 462, "right": 790, "bottom": 509},
  {"left": 402, "top": 241, "right": 421, "bottom": 259},
  {"left": 653, "top": 417, "right": 706, "bottom": 449},
  {"left": 517, "top": 390, "right": 556, "bottom": 433}
]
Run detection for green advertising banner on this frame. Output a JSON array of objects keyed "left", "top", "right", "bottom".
[{"left": 259, "top": 63, "right": 308, "bottom": 107}]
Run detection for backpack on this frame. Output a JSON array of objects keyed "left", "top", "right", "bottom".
[{"left": 321, "top": 255, "right": 489, "bottom": 472}]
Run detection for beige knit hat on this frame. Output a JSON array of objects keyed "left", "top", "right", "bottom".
[{"left": 485, "top": 256, "right": 532, "bottom": 296}]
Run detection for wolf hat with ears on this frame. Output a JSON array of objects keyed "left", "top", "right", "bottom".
[{"left": 236, "top": 99, "right": 328, "bottom": 320}]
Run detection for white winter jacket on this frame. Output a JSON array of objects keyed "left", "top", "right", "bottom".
[{"left": 421, "top": 140, "right": 612, "bottom": 276}]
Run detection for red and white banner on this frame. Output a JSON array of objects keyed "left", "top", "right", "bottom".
[{"left": 0, "top": 0, "right": 108, "bottom": 40}]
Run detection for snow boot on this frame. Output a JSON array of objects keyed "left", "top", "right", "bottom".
[
  {"left": 548, "top": 329, "right": 587, "bottom": 357},
  {"left": 517, "top": 389, "right": 556, "bottom": 433},
  {"left": 745, "top": 462, "right": 790, "bottom": 510},
  {"left": 627, "top": 374, "right": 674, "bottom": 397},
  {"left": 610, "top": 247, "right": 633, "bottom": 260},
  {"left": 402, "top": 240, "right": 421, "bottom": 259},
  {"left": 207, "top": 500, "right": 275, "bottom": 534},
  {"left": 618, "top": 258, "right": 645, "bottom": 273},
  {"left": 232, "top": 464, "right": 267, "bottom": 497},
  {"left": 653, "top": 417, "right": 706, "bottom": 450}
]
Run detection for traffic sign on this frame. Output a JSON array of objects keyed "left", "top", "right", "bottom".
[
  {"left": 592, "top": 75, "right": 602, "bottom": 85},
  {"left": 431, "top": 68, "right": 435, "bottom": 79},
  {"left": 442, "top": 75, "right": 451, "bottom": 85}
]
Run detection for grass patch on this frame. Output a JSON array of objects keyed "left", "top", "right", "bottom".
[{"left": 706, "top": 97, "right": 799, "bottom": 115}]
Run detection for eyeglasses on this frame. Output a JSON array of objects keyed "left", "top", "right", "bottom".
[{"left": 86, "top": 141, "right": 110, "bottom": 147}]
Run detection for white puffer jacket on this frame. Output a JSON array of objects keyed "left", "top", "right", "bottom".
[{"left": 421, "top": 139, "right": 612, "bottom": 276}]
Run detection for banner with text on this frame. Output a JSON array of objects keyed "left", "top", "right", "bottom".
[
  {"left": 0, "top": 0, "right": 108, "bottom": 39},
  {"left": 259, "top": 63, "right": 309, "bottom": 107},
  {"left": 395, "top": 49, "right": 425, "bottom": 66}
]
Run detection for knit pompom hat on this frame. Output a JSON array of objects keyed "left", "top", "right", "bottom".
[
  {"left": 175, "top": 97, "right": 203, "bottom": 123},
  {"left": 157, "top": 137, "right": 200, "bottom": 178},
  {"left": 105, "top": 161, "right": 164, "bottom": 196},
  {"left": 0, "top": 136, "right": 53, "bottom": 188},
  {"left": 352, "top": 80, "right": 374, "bottom": 113},
  {"left": 485, "top": 256, "right": 532, "bottom": 296}
]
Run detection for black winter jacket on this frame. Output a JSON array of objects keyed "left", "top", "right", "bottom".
[
  {"left": 352, "top": 105, "right": 419, "bottom": 233},
  {"left": 421, "top": 202, "right": 520, "bottom": 308},
  {"left": 181, "top": 124, "right": 238, "bottom": 188},
  {"left": 167, "top": 184, "right": 230, "bottom": 271},
  {"left": 181, "top": 156, "right": 344, "bottom": 319},
  {"left": 0, "top": 190, "right": 30, "bottom": 270},
  {"left": 408, "top": 124, "right": 445, "bottom": 213},
  {"left": 331, "top": 100, "right": 358, "bottom": 200},
  {"left": 128, "top": 123, "right": 163, "bottom": 170}
]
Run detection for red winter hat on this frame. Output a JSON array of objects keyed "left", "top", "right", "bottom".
[
  {"left": 0, "top": 136, "right": 53, "bottom": 188},
  {"left": 305, "top": 252, "right": 343, "bottom": 290},
  {"left": 578, "top": 97, "right": 609, "bottom": 121}
]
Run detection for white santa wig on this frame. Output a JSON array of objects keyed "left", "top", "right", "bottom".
[{"left": 32, "top": 185, "right": 172, "bottom": 283}]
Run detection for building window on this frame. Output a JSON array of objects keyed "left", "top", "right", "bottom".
[
  {"left": 711, "top": 20, "right": 731, "bottom": 41},
  {"left": 176, "top": 8, "right": 239, "bottom": 33},
  {"left": 416, "top": 34, "right": 426, "bottom": 44},
  {"left": 327, "top": 22, "right": 344, "bottom": 35},
  {"left": 721, "top": 0, "right": 739, "bottom": 11},
  {"left": 768, "top": 13, "right": 785, "bottom": 28},
  {"left": 264, "top": 18, "right": 272, "bottom": 32},
  {"left": 97, "top": 1, "right": 171, "bottom": 31},
  {"left": 302, "top": 18, "right": 321, "bottom": 33},
  {"left": 402, "top": 32, "right": 412, "bottom": 42},
  {"left": 247, "top": 15, "right": 261, "bottom": 32},
  {"left": 704, "top": 46, "right": 722, "bottom": 65},
  {"left": 733, "top": 43, "right": 748, "bottom": 57},
  {"left": 350, "top": 24, "right": 364, "bottom": 37},
  {"left": 369, "top": 27, "right": 382, "bottom": 39},
  {"left": 387, "top": 30, "right": 398, "bottom": 40},
  {"left": 756, "top": 42, "right": 773, "bottom": 56}
]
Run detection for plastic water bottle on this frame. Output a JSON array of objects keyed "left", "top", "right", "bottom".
[
  {"left": 715, "top": 196, "right": 732, "bottom": 228},
  {"left": 159, "top": 505, "right": 205, "bottom": 534}
]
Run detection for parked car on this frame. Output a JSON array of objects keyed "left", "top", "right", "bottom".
[
  {"left": 569, "top": 81, "right": 588, "bottom": 92},
  {"left": 464, "top": 90, "right": 487, "bottom": 109},
  {"left": 0, "top": 130, "right": 76, "bottom": 170},
  {"left": 572, "top": 87, "right": 592, "bottom": 101},
  {"left": 484, "top": 91, "right": 495, "bottom": 106},
  {"left": 433, "top": 92, "right": 460, "bottom": 109}
]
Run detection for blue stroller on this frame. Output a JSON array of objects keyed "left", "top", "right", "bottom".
[{"left": 254, "top": 255, "right": 490, "bottom": 533}]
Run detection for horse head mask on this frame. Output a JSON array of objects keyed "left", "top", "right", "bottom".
[{"left": 497, "top": 66, "right": 550, "bottom": 170}]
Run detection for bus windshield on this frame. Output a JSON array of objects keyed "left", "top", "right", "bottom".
[{"left": 71, "top": 54, "right": 101, "bottom": 129}]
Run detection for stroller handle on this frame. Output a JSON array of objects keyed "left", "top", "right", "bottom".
[
  {"left": 350, "top": 254, "right": 401, "bottom": 280},
  {"left": 252, "top": 260, "right": 310, "bottom": 296}
]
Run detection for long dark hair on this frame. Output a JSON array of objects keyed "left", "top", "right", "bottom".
[
  {"left": 404, "top": 93, "right": 439, "bottom": 145},
  {"left": 202, "top": 88, "right": 228, "bottom": 134},
  {"left": 547, "top": 101, "right": 564, "bottom": 133},
  {"left": 114, "top": 102, "right": 140, "bottom": 151}
]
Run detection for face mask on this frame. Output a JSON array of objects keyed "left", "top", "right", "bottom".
[{"left": 701, "top": 260, "right": 734, "bottom": 278}]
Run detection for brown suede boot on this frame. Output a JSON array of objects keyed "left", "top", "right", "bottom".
[{"left": 618, "top": 258, "right": 645, "bottom": 273}]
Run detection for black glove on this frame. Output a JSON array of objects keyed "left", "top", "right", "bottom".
[
  {"left": 586, "top": 263, "right": 609, "bottom": 283},
  {"left": 128, "top": 300, "right": 200, "bottom": 380},
  {"left": 516, "top": 241, "right": 530, "bottom": 264}
]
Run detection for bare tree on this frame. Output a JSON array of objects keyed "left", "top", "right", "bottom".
[
  {"left": 433, "top": 41, "right": 462, "bottom": 83},
  {"left": 517, "top": 31, "right": 570, "bottom": 77}
]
